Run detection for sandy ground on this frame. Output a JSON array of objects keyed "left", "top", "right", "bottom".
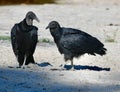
[{"left": 0, "top": 3, "right": 120, "bottom": 92}]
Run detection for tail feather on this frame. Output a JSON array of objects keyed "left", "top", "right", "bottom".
[
  {"left": 25, "top": 55, "right": 35, "bottom": 65},
  {"left": 96, "top": 47, "right": 107, "bottom": 56}
]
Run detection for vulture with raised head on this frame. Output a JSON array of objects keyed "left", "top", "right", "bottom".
[{"left": 11, "top": 11, "right": 39, "bottom": 68}]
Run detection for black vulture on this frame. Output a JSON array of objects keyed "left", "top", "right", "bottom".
[
  {"left": 46, "top": 21, "right": 107, "bottom": 69},
  {"left": 11, "top": 11, "right": 39, "bottom": 68}
]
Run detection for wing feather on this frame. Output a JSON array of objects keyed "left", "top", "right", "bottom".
[{"left": 60, "top": 28, "right": 103, "bottom": 54}]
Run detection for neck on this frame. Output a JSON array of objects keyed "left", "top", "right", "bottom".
[
  {"left": 26, "top": 18, "right": 33, "bottom": 25},
  {"left": 50, "top": 28, "right": 62, "bottom": 43},
  {"left": 19, "top": 19, "right": 33, "bottom": 32}
]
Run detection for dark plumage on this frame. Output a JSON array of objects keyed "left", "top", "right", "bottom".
[
  {"left": 11, "top": 11, "right": 39, "bottom": 68},
  {"left": 46, "top": 21, "right": 107, "bottom": 69}
]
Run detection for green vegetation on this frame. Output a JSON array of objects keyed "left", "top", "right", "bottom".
[
  {"left": 38, "top": 38, "right": 52, "bottom": 43},
  {"left": 104, "top": 29, "right": 118, "bottom": 43},
  {"left": 0, "top": 0, "right": 55, "bottom": 5},
  {"left": 0, "top": 36, "right": 10, "bottom": 40},
  {"left": 0, "top": 36, "right": 53, "bottom": 44},
  {"left": 105, "top": 37, "right": 115, "bottom": 43},
  {"left": 41, "top": 38, "right": 50, "bottom": 43}
]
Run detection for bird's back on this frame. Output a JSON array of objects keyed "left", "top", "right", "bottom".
[{"left": 60, "top": 27, "right": 106, "bottom": 56}]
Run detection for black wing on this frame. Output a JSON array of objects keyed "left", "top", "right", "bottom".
[
  {"left": 60, "top": 28, "right": 104, "bottom": 54},
  {"left": 62, "top": 27, "right": 91, "bottom": 37},
  {"left": 30, "top": 26, "right": 38, "bottom": 54},
  {"left": 11, "top": 24, "right": 18, "bottom": 56}
]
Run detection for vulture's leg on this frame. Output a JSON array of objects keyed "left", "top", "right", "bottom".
[
  {"left": 21, "top": 55, "right": 27, "bottom": 69},
  {"left": 71, "top": 59, "right": 75, "bottom": 70},
  {"left": 17, "top": 53, "right": 25, "bottom": 68}
]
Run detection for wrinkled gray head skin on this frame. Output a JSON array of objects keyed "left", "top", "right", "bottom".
[
  {"left": 46, "top": 21, "right": 61, "bottom": 30},
  {"left": 25, "top": 11, "right": 39, "bottom": 25}
]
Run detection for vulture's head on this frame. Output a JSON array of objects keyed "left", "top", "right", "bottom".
[
  {"left": 46, "top": 21, "right": 61, "bottom": 30},
  {"left": 25, "top": 11, "right": 39, "bottom": 25}
]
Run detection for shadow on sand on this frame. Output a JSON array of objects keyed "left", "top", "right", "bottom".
[
  {"left": 0, "top": 67, "right": 118, "bottom": 92},
  {"left": 37, "top": 62, "right": 110, "bottom": 71},
  {"left": 64, "top": 65, "right": 110, "bottom": 71},
  {"left": 37, "top": 62, "right": 52, "bottom": 67}
]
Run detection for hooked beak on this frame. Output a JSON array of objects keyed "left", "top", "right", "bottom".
[
  {"left": 35, "top": 16, "right": 40, "bottom": 22},
  {"left": 46, "top": 25, "right": 49, "bottom": 30}
]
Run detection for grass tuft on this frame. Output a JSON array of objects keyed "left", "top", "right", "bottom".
[
  {"left": 103, "top": 29, "right": 118, "bottom": 43},
  {"left": 105, "top": 37, "right": 115, "bottom": 43},
  {"left": 0, "top": 36, "right": 10, "bottom": 40},
  {"left": 38, "top": 38, "right": 51, "bottom": 43}
]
